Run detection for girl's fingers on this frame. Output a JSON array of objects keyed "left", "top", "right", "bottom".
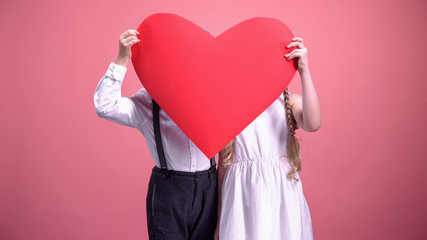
[
  {"left": 287, "top": 42, "right": 305, "bottom": 49},
  {"left": 284, "top": 49, "right": 303, "bottom": 57},
  {"left": 285, "top": 51, "right": 303, "bottom": 60},
  {"left": 286, "top": 52, "right": 302, "bottom": 60},
  {"left": 286, "top": 52, "right": 295, "bottom": 60},
  {"left": 292, "top": 37, "right": 304, "bottom": 44}
]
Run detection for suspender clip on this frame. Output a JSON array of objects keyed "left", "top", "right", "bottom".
[{"left": 161, "top": 168, "right": 170, "bottom": 178}]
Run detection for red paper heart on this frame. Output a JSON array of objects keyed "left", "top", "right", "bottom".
[{"left": 131, "top": 13, "right": 297, "bottom": 159}]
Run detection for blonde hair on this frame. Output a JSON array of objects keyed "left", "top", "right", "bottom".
[{"left": 219, "top": 88, "right": 301, "bottom": 181}]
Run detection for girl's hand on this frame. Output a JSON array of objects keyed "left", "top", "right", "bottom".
[
  {"left": 115, "top": 29, "right": 140, "bottom": 66},
  {"left": 285, "top": 37, "right": 309, "bottom": 73}
]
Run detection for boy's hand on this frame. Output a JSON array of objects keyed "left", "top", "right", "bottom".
[
  {"left": 285, "top": 37, "right": 309, "bottom": 73},
  {"left": 115, "top": 29, "right": 140, "bottom": 66}
]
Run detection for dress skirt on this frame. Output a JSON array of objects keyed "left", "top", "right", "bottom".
[{"left": 219, "top": 157, "right": 313, "bottom": 240}]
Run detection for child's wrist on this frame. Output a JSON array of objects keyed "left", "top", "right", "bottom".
[
  {"left": 298, "top": 66, "right": 310, "bottom": 75},
  {"left": 115, "top": 56, "right": 129, "bottom": 67}
]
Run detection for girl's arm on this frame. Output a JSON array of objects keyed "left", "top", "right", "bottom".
[
  {"left": 285, "top": 37, "right": 321, "bottom": 132},
  {"left": 214, "top": 151, "right": 227, "bottom": 240},
  {"left": 94, "top": 29, "right": 145, "bottom": 127}
]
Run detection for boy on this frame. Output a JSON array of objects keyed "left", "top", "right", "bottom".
[{"left": 94, "top": 29, "right": 217, "bottom": 240}]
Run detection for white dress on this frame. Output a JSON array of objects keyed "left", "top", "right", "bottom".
[{"left": 219, "top": 93, "right": 313, "bottom": 240}]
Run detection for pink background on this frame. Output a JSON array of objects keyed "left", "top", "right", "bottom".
[{"left": 1, "top": 0, "right": 426, "bottom": 239}]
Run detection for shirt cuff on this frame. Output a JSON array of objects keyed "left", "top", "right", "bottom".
[{"left": 106, "top": 62, "right": 127, "bottom": 82}]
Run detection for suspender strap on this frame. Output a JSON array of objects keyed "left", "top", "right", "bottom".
[
  {"left": 152, "top": 99, "right": 217, "bottom": 172},
  {"left": 152, "top": 99, "right": 168, "bottom": 171},
  {"left": 210, "top": 155, "right": 216, "bottom": 172},
  {"left": 210, "top": 156, "right": 216, "bottom": 167}
]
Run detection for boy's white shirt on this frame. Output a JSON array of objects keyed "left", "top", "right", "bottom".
[{"left": 94, "top": 62, "right": 213, "bottom": 172}]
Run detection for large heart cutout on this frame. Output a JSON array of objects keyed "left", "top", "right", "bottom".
[{"left": 131, "top": 13, "right": 297, "bottom": 159}]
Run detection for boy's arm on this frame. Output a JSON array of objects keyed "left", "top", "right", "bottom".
[
  {"left": 94, "top": 29, "right": 146, "bottom": 128},
  {"left": 94, "top": 63, "right": 146, "bottom": 127}
]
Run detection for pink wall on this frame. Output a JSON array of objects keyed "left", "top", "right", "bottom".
[{"left": 1, "top": 0, "right": 426, "bottom": 239}]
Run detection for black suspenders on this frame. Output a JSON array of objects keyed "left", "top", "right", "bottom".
[
  {"left": 152, "top": 99, "right": 216, "bottom": 174},
  {"left": 152, "top": 99, "right": 168, "bottom": 172}
]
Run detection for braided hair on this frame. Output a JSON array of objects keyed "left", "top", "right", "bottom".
[
  {"left": 283, "top": 88, "right": 301, "bottom": 181},
  {"left": 220, "top": 88, "right": 302, "bottom": 181}
]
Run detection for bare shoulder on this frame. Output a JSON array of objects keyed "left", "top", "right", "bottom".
[
  {"left": 288, "top": 93, "right": 304, "bottom": 129},
  {"left": 289, "top": 93, "right": 302, "bottom": 107}
]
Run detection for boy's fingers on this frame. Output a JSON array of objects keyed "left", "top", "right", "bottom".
[
  {"left": 122, "top": 31, "right": 130, "bottom": 39},
  {"left": 123, "top": 39, "right": 140, "bottom": 48},
  {"left": 128, "top": 29, "right": 139, "bottom": 36},
  {"left": 123, "top": 36, "right": 138, "bottom": 44},
  {"left": 122, "top": 29, "right": 139, "bottom": 39},
  {"left": 127, "top": 29, "right": 139, "bottom": 33}
]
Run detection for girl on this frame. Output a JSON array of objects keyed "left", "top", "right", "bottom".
[
  {"left": 215, "top": 37, "right": 321, "bottom": 240},
  {"left": 94, "top": 29, "right": 218, "bottom": 239}
]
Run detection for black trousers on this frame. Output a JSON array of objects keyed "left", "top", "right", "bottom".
[{"left": 146, "top": 166, "right": 218, "bottom": 240}]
